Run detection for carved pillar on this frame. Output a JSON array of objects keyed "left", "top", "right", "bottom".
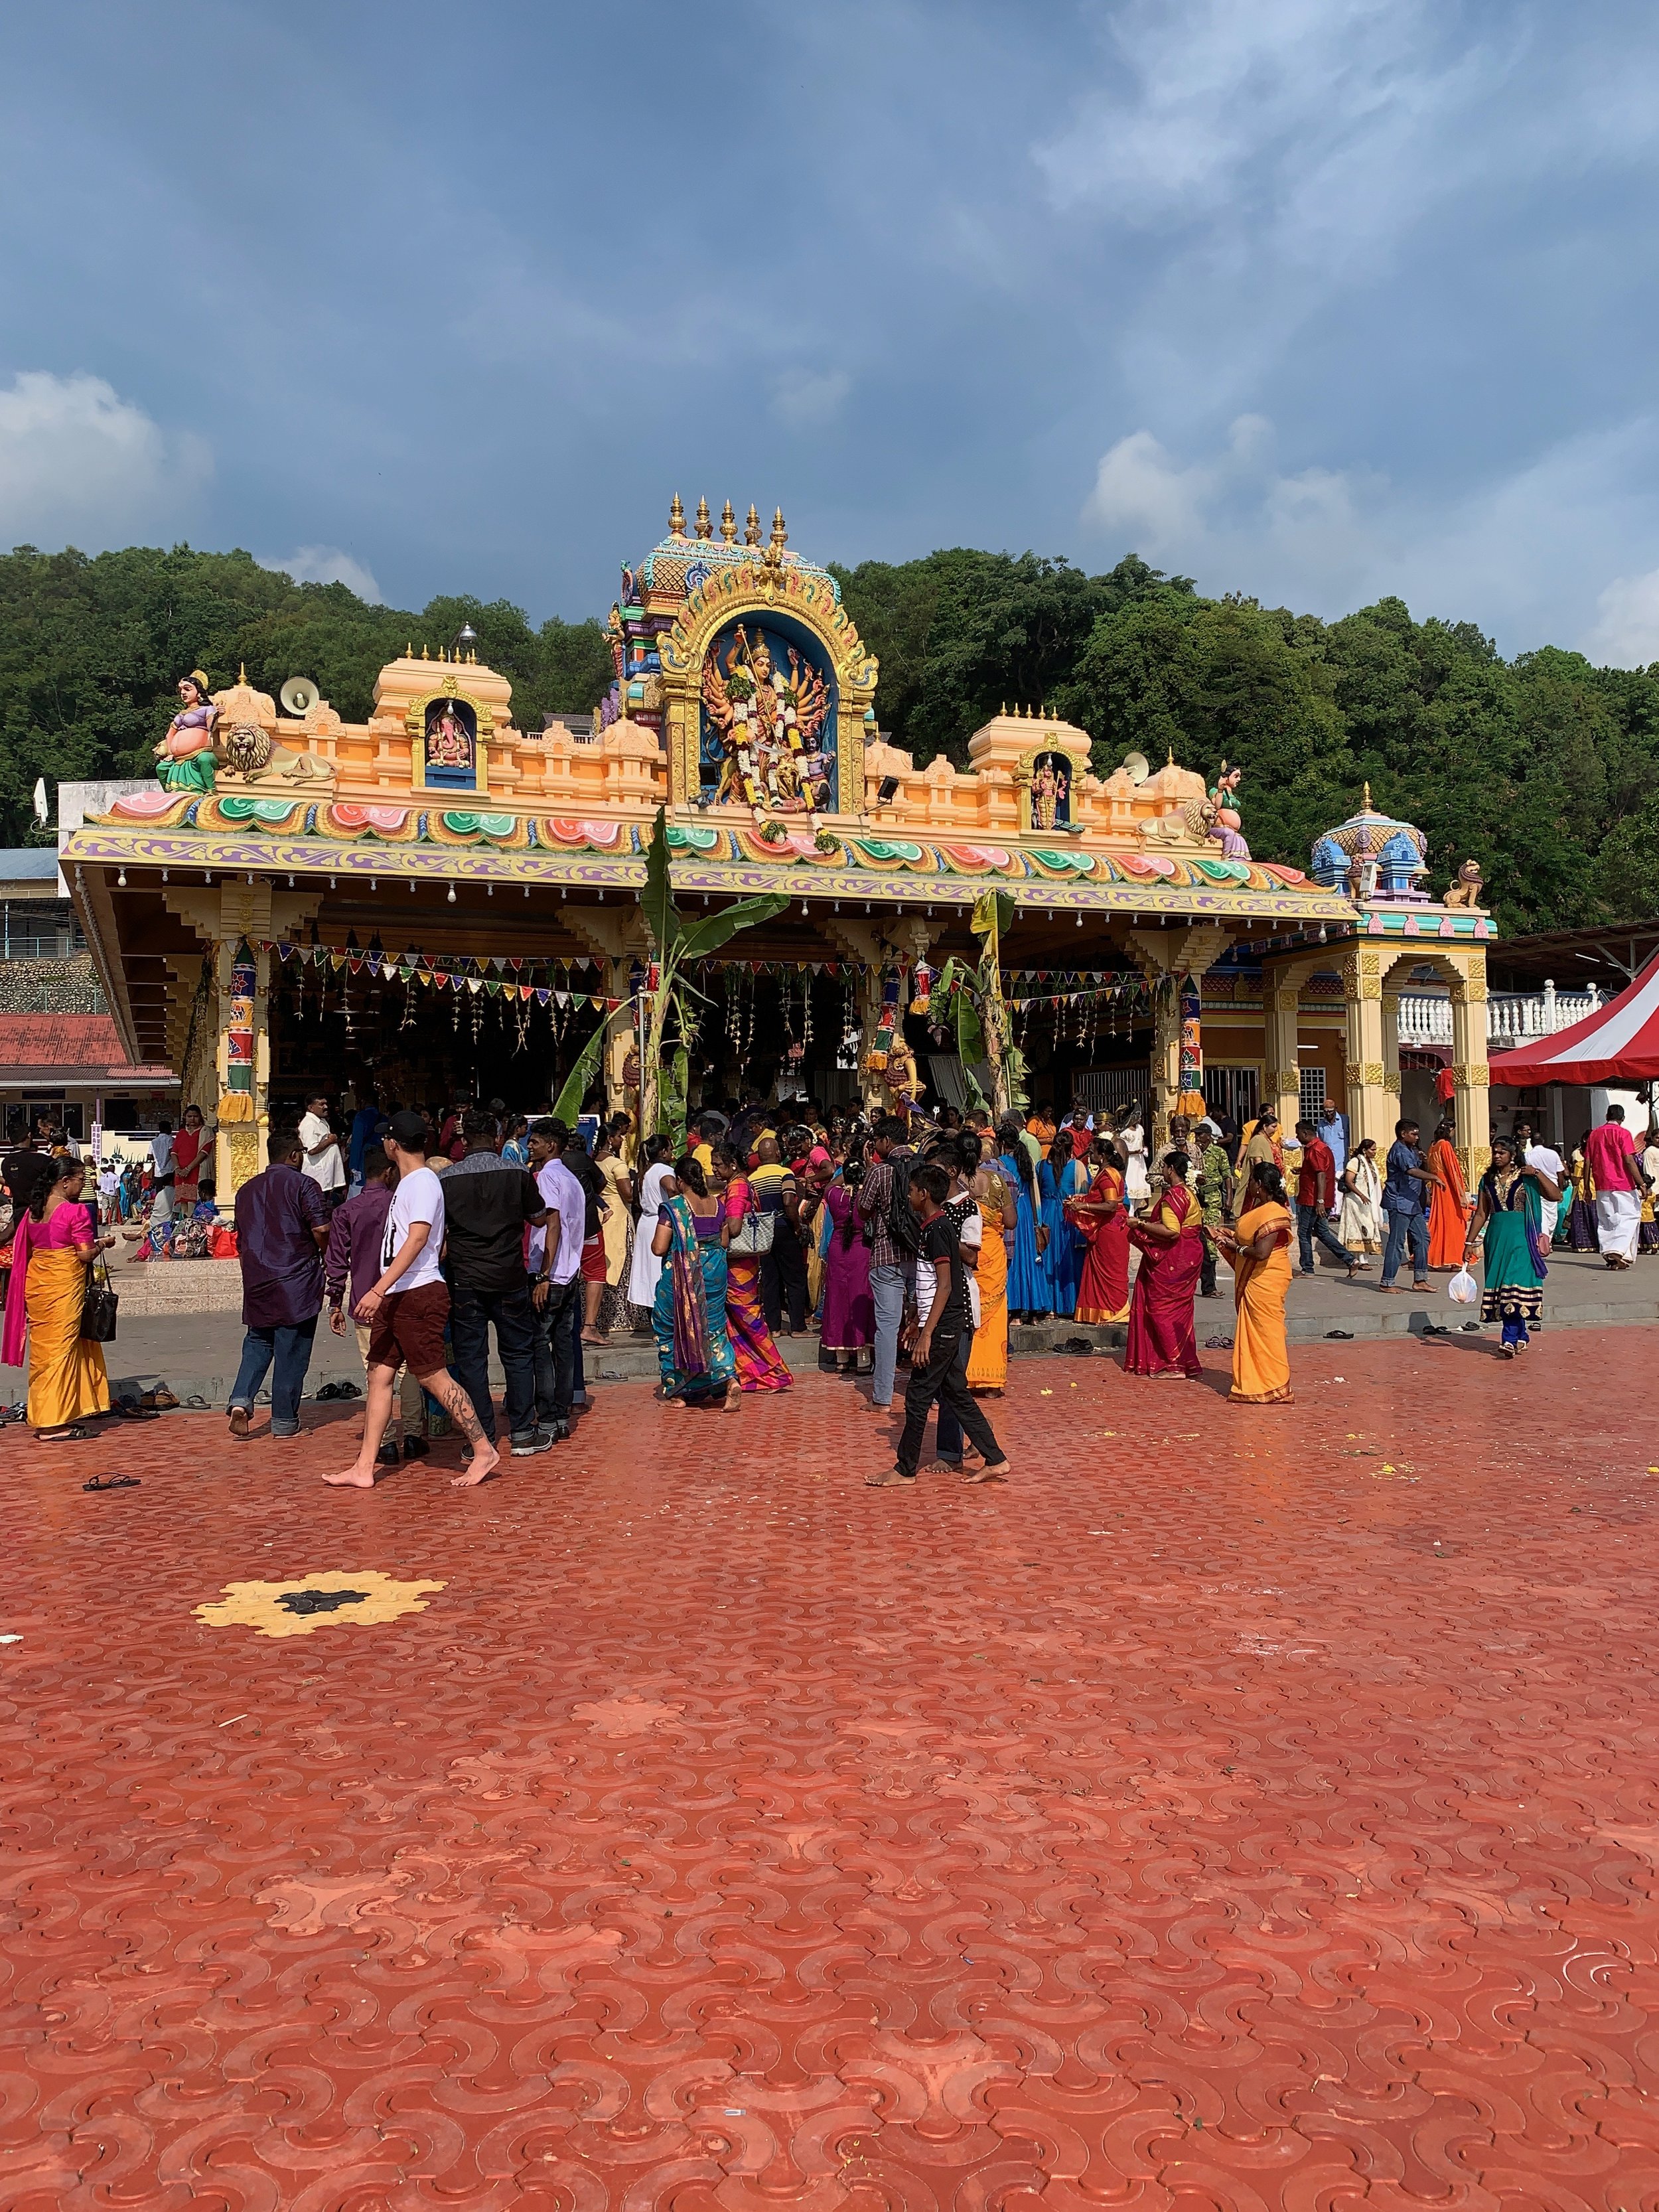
[
  {"left": 1127, "top": 925, "right": 1229, "bottom": 1149},
  {"left": 1449, "top": 952, "right": 1491, "bottom": 1178},
  {"left": 1340, "top": 949, "right": 1391, "bottom": 1153},
  {"left": 165, "top": 879, "right": 321, "bottom": 1196},
  {"left": 824, "top": 916, "right": 898, "bottom": 1117},
  {"left": 1266, "top": 982, "right": 1304, "bottom": 1138},
  {"left": 565, "top": 910, "right": 648, "bottom": 1126},
  {"left": 601, "top": 957, "right": 636, "bottom": 1120}
]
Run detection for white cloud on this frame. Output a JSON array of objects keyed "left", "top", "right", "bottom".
[
  {"left": 770, "top": 367, "right": 851, "bottom": 430},
  {"left": 1082, "top": 409, "right": 1659, "bottom": 658},
  {"left": 1582, "top": 572, "right": 1659, "bottom": 670},
  {"left": 0, "top": 370, "right": 210, "bottom": 550},
  {"left": 1085, "top": 412, "right": 1376, "bottom": 585},
  {"left": 259, "top": 544, "right": 384, "bottom": 603},
  {"left": 1035, "top": 0, "right": 1501, "bottom": 265}
]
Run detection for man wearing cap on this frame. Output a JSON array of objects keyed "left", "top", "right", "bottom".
[{"left": 326, "top": 1111, "right": 500, "bottom": 1489}]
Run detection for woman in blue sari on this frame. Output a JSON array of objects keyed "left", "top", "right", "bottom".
[
  {"left": 996, "top": 1112, "right": 1049, "bottom": 1324},
  {"left": 1462, "top": 1134, "right": 1559, "bottom": 1358},
  {"left": 1042, "top": 1125, "right": 1088, "bottom": 1319},
  {"left": 650, "top": 1155, "right": 739, "bottom": 1408}
]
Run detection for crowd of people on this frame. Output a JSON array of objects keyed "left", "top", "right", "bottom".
[{"left": 1, "top": 1080, "right": 1654, "bottom": 1457}]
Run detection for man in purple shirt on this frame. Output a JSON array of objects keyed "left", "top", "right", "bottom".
[
  {"left": 228, "top": 1128, "right": 329, "bottom": 1439},
  {"left": 324, "top": 1148, "right": 427, "bottom": 1465}
]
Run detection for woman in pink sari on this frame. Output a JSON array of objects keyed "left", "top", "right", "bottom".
[
  {"left": 1123, "top": 1150, "right": 1204, "bottom": 1380},
  {"left": 2, "top": 1154, "right": 113, "bottom": 1437}
]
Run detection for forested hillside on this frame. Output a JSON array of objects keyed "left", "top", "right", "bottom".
[
  {"left": 0, "top": 545, "right": 611, "bottom": 837},
  {"left": 3, "top": 540, "right": 1656, "bottom": 934}
]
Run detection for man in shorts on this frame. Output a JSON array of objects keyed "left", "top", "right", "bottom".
[{"left": 326, "top": 1110, "right": 499, "bottom": 1489}]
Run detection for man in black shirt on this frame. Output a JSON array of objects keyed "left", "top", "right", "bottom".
[
  {"left": 441, "top": 1108, "right": 552, "bottom": 1457},
  {"left": 869, "top": 1161, "right": 1009, "bottom": 1488}
]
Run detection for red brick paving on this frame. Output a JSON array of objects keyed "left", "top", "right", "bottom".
[{"left": 3, "top": 1333, "right": 1658, "bottom": 2209}]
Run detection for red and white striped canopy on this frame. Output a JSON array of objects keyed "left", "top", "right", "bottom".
[{"left": 1492, "top": 951, "right": 1659, "bottom": 1086}]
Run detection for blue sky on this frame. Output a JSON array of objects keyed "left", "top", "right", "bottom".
[{"left": 5, "top": 0, "right": 1659, "bottom": 660}]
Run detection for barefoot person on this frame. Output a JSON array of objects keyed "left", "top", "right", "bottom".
[
  {"left": 327, "top": 1110, "right": 499, "bottom": 1489},
  {"left": 868, "top": 1161, "right": 1009, "bottom": 1488}
]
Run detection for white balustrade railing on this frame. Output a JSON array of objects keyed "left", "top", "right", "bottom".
[{"left": 1394, "top": 986, "right": 1599, "bottom": 1049}]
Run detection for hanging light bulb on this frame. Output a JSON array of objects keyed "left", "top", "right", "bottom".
[{"left": 447, "top": 885, "right": 457, "bottom": 904}]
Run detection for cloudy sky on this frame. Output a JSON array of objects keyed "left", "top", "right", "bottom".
[{"left": 5, "top": 0, "right": 1659, "bottom": 659}]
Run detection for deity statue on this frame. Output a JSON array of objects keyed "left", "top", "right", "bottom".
[
  {"left": 426, "top": 701, "right": 474, "bottom": 771},
  {"left": 154, "top": 670, "right": 218, "bottom": 795},
  {"left": 1205, "top": 763, "right": 1250, "bottom": 860},
  {"left": 1029, "top": 753, "right": 1070, "bottom": 831},
  {"left": 701, "top": 626, "right": 831, "bottom": 825}
]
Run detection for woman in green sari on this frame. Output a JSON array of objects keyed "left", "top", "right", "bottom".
[
  {"left": 1463, "top": 1134, "right": 1560, "bottom": 1358},
  {"left": 650, "top": 1153, "right": 739, "bottom": 1408}
]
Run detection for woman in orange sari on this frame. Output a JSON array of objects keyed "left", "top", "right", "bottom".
[
  {"left": 1123, "top": 1151, "right": 1204, "bottom": 1378},
  {"left": 965, "top": 1134, "right": 1016, "bottom": 1391},
  {"left": 1220, "top": 1161, "right": 1295, "bottom": 1403},
  {"left": 1070, "top": 1136, "right": 1130, "bottom": 1324},
  {"left": 1427, "top": 1116, "right": 1468, "bottom": 1269}
]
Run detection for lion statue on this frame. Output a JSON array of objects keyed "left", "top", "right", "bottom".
[{"left": 1444, "top": 858, "right": 1485, "bottom": 911}]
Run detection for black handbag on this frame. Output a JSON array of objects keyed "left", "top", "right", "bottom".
[{"left": 81, "top": 1254, "right": 118, "bottom": 1343}]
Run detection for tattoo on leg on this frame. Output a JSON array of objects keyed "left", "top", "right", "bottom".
[{"left": 433, "top": 1374, "right": 484, "bottom": 1445}]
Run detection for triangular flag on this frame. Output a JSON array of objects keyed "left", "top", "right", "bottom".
[{"left": 536, "top": 988, "right": 551, "bottom": 1005}]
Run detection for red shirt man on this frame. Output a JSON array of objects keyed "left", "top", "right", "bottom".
[{"left": 1295, "top": 1124, "right": 1337, "bottom": 1210}]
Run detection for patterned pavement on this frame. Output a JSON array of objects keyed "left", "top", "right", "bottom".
[{"left": 3, "top": 1331, "right": 1656, "bottom": 2209}]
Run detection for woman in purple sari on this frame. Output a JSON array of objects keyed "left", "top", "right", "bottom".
[
  {"left": 818, "top": 1167, "right": 874, "bottom": 1374},
  {"left": 1123, "top": 1150, "right": 1204, "bottom": 1380}
]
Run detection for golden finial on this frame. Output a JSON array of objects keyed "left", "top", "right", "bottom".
[
  {"left": 1167, "top": 744, "right": 1175, "bottom": 765},
  {"left": 770, "top": 506, "right": 788, "bottom": 550},
  {"left": 694, "top": 495, "right": 713, "bottom": 541},
  {"left": 421, "top": 643, "right": 429, "bottom": 660},
  {"left": 1000, "top": 701, "right": 1007, "bottom": 715},
  {"left": 238, "top": 662, "right": 246, "bottom": 683},
  {"left": 745, "top": 503, "right": 762, "bottom": 546},
  {"left": 720, "top": 498, "right": 737, "bottom": 543},
  {"left": 1362, "top": 780, "right": 1373, "bottom": 811},
  {"left": 405, "top": 640, "right": 413, "bottom": 657},
  {"left": 668, "top": 492, "right": 685, "bottom": 537}
]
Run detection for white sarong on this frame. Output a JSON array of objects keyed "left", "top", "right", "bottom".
[{"left": 1596, "top": 1187, "right": 1642, "bottom": 1260}]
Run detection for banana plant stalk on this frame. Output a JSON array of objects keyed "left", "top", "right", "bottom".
[{"left": 638, "top": 806, "right": 789, "bottom": 1147}]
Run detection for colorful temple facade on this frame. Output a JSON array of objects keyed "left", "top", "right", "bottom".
[{"left": 56, "top": 502, "right": 1496, "bottom": 1193}]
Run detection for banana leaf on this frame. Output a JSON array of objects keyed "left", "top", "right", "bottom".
[
  {"left": 659, "top": 1043, "right": 689, "bottom": 1143},
  {"left": 551, "top": 1009, "right": 611, "bottom": 1127},
  {"left": 642, "top": 804, "right": 678, "bottom": 956},
  {"left": 676, "top": 892, "right": 791, "bottom": 963},
  {"left": 954, "top": 984, "right": 985, "bottom": 1069}
]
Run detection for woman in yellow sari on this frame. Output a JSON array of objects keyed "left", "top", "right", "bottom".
[
  {"left": 964, "top": 1134, "right": 1017, "bottom": 1391},
  {"left": 1218, "top": 1160, "right": 1295, "bottom": 1404},
  {"left": 1, "top": 1155, "right": 112, "bottom": 1438}
]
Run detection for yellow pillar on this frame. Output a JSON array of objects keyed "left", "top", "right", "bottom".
[
  {"left": 164, "top": 879, "right": 321, "bottom": 1197},
  {"left": 1340, "top": 948, "right": 1393, "bottom": 1152},
  {"left": 601, "top": 956, "right": 637, "bottom": 1122},
  {"left": 1266, "top": 980, "right": 1304, "bottom": 1136},
  {"left": 1127, "top": 925, "right": 1230, "bottom": 1150},
  {"left": 1449, "top": 951, "right": 1491, "bottom": 1180}
]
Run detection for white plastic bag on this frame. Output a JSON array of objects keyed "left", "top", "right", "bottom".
[{"left": 1448, "top": 1266, "right": 1477, "bottom": 1305}]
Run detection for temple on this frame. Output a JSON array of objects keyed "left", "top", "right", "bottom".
[{"left": 56, "top": 501, "right": 1496, "bottom": 1194}]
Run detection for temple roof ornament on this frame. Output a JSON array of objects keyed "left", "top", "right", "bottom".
[{"left": 1311, "top": 788, "right": 1430, "bottom": 899}]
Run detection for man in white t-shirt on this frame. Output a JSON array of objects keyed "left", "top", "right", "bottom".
[
  {"left": 527, "top": 1117, "right": 588, "bottom": 1440},
  {"left": 1514, "top": 1119, "right": 1565, "bottom": 1243},
  {"left": 298, "top": 1093, "right": 346, "bottom": 1213},
  {"left": 326, "top": 1109, "right": 498, "bottom": 1490}
]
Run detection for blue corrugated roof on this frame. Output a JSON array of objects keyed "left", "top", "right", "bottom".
[{"left": 0, "top": 849, "right": 62, "bottom": 879}]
